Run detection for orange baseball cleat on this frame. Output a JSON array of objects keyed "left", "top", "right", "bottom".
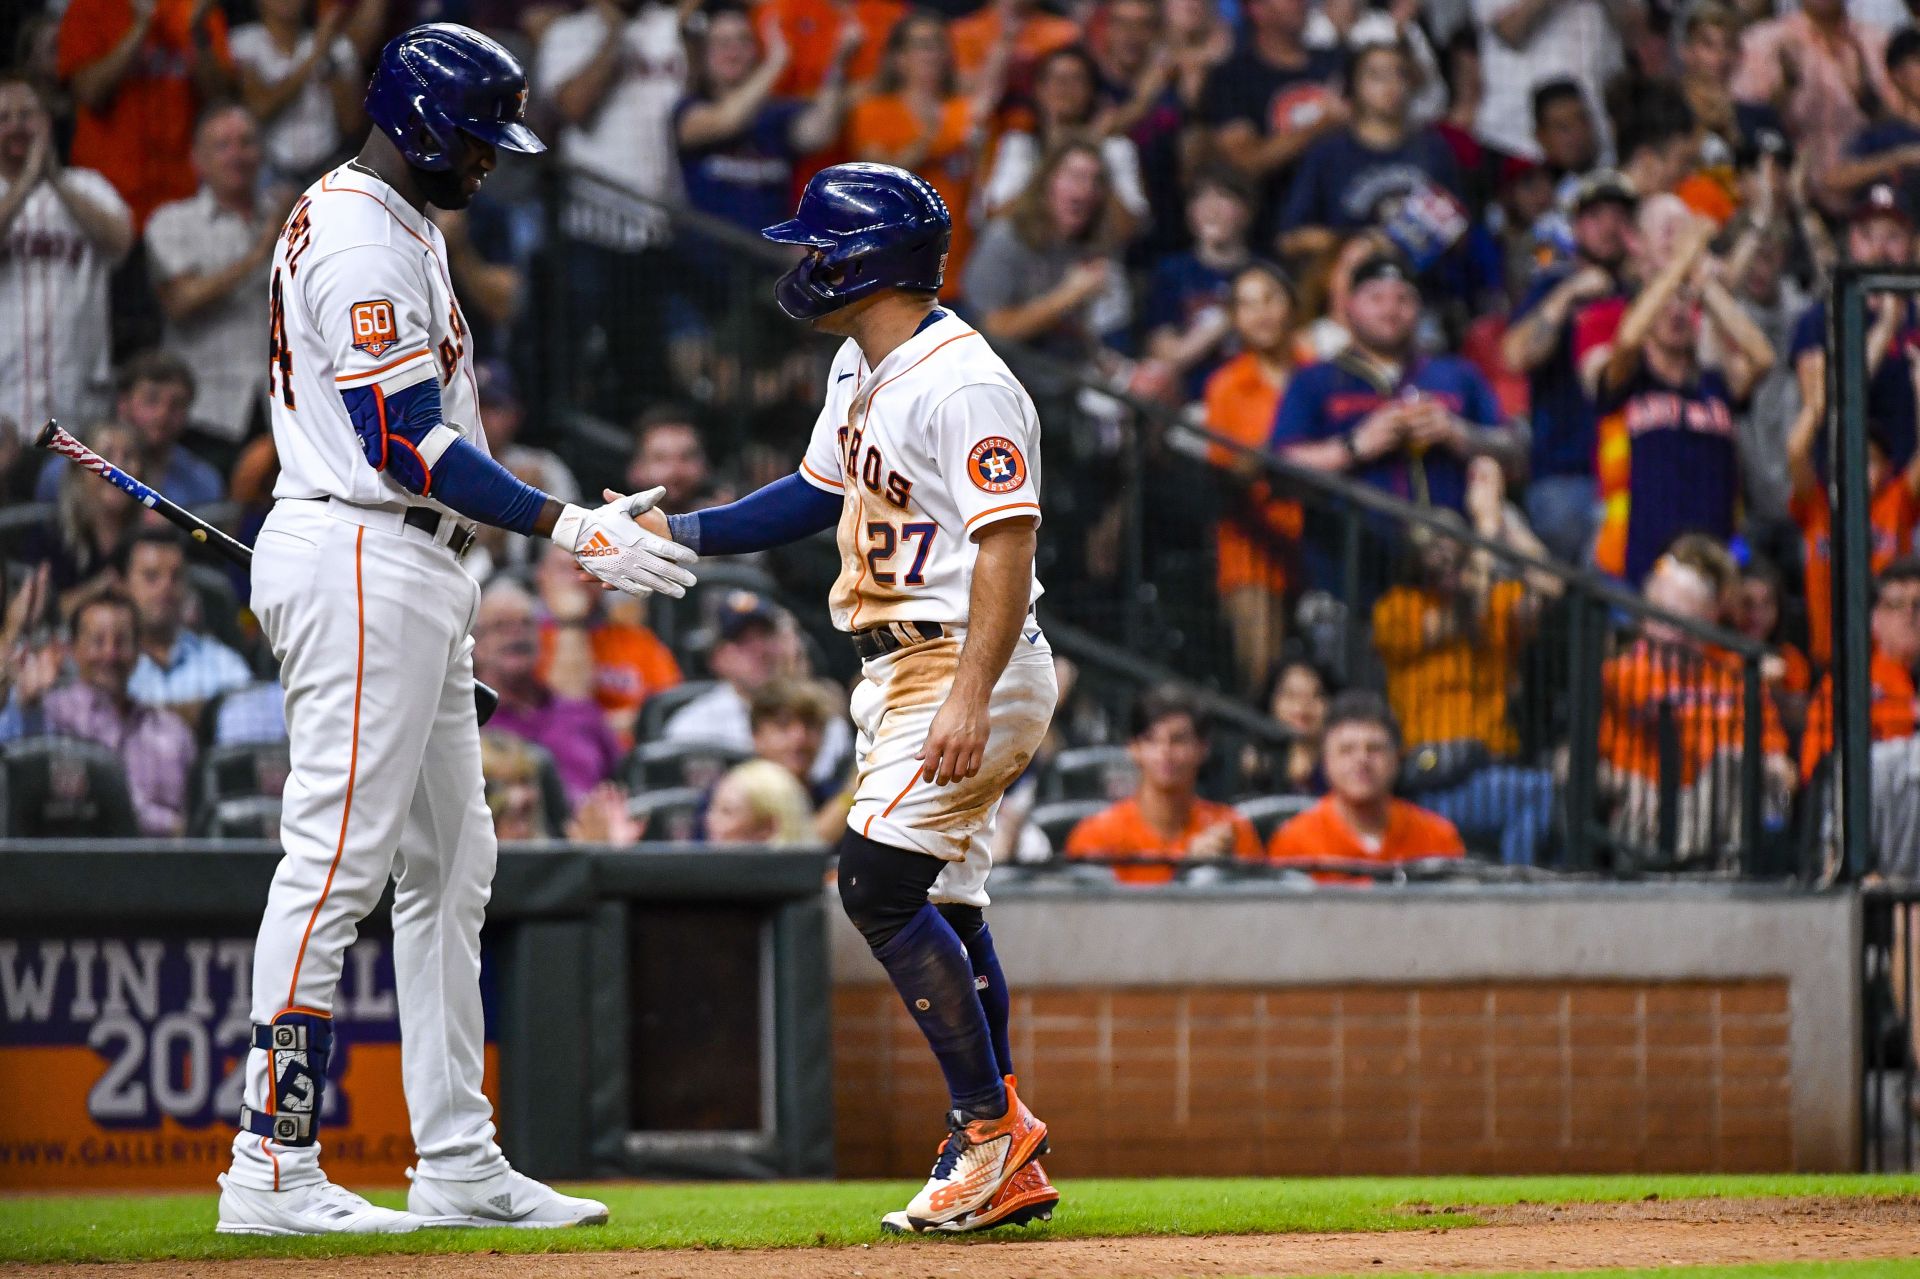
[{"left": 894, "top": 1076, "right": 1049, "bottom": 1230}]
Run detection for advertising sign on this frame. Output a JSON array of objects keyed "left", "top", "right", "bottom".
[{"left": 0, "top": 933, "right": 497, "bottom": 1189}]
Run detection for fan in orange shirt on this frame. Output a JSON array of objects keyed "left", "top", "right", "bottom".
[
  {"left": 1064, "top": 687, "right": 1262, "bottom": 884},
  {"left": 756, "top": 0, "right": 904, "bottom": 96},
  {"left": 58, "top": 0, "right": 234, "bottom": 228},
  {"left": 846, "top": 12, "right": 1002, "bottom": 294},
  {"left": 1203, "top": 260, "right": 1304, "bottom": 690},
  {"left": 1786, "top": 412, "right": 1920, "bottom": 668},
  {"left": 949, "top": 0, "right": 1080, "bottom": 93},
  {"left": 533, "top": 543, "right": 683, "bottom": 745},
  {"left": 1267, "top": 691, "right": 1465, "bottom": 883},
  {"left": 1599, "top": 552, "right": 1791, "bottom": 787},
  {"left": 1596, "top": 550, "right": 1795, "bottom": 861},
  {"left": 1802, "top": 557, "right": 1920, "bottom": 780}
]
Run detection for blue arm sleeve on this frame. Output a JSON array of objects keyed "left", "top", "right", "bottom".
[
  {"left": 343, "top": 379, "right": 550, "bottom": 535},
  {"left": 666, "top": 472, "right": 841, "bottom": 555}
]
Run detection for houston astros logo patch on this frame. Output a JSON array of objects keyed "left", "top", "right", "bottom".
[{"left": 969, "top": 437, "right": 1027, "bottom": 493}]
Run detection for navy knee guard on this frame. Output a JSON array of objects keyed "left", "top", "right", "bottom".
[
  {"left": 239, "top": 1010, "right": 332, "bottom": 1147},
  {"left": 837, "top": 829, "right": 945, "bottom": 951}
]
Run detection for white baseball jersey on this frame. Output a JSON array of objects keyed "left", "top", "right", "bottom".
[
  {"left": 0, "top": 168, "right": 129, "bottom": 440},
  {"left": 798, "top": 309, "right": 1044, "bottom": 633},
  {"left": 229, "top": 164, "right": 507, "bottom": 1195},
  {"left": 267, "top": 164, "right": 490, "bottom": 508}
]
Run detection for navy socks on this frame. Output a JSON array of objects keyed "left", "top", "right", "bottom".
[{"left": 870, "top": 904, "right": 1008, "bottom": 1117}]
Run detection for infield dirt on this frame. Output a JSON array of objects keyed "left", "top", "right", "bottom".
[{"left": 10, "top": 1196, "right": 1920, "bottom": 1278}]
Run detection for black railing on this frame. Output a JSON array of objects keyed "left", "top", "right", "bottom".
[{"left": 1863, "top": 885, "right": 1920, "bottom": 1170}]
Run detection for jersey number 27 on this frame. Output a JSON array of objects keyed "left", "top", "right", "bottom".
[{"left": 866, "top": 521, "right": 936, "bottom": 586}]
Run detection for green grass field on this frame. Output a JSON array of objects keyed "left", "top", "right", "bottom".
[{"left": 0, "top": 1174, "right": 1916, "bottom": 1265}]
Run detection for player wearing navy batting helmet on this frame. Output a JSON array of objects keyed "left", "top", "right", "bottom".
[
  {"left": 215, "top": 23, "right": 694, "bottom": 1237},
  {"left": 635, "top": 162, "right": 1061, "bottom": 1233}
]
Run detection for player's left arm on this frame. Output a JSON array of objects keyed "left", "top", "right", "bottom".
[
  {"left": 919, "top": 381, "right": 1043, "bottom": 786},
  {"left": 919, "top": 515, "right": 1037, "bottom": 785}
]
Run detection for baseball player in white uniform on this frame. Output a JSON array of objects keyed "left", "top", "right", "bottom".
[
  {"left": 216, "top": 25, "right": 697, "bottom": 1236},
  {"left": 640, "top": 163, "right": 1059, "bottom": 1233}
]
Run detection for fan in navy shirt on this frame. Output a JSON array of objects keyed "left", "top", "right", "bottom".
[
  {"left": 1270, "top": 253, "right": 1520, "bottom": 514},
  {"left": 1197, "top": 0, "right": 1346, "bottom": 233},
  {"left": 1788, "top": 183, "right": 1920, "bottom": 472},
  {"left": 1278, "top": 40, "right": 1464, "bottom": 269},
  {"left": 673, "top": 5, "right": 857, "bottom": 235},
  {"left": 1578, "top": 219, "right": 1776, "bottom": 584},
  {"left": 1498, "top": 169, "right": 1637, "bottom": 564},
  {"left": 1824, "top": 29, "right": 1920, "bottom": 219},
  {"left": 1144, "top": 168, "right": 1256, "bottom": 400}
]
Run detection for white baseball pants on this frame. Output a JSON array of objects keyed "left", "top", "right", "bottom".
[
  {"left": 226, "top": 498, "right": 505, "bottom": 1191},
  {"left": 846, "top": 625, "right": 1057, "bottom": 908}
]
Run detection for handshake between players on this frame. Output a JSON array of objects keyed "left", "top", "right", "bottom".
[{"left": 550, "top": 486, "right": 699, "bottom": 600}]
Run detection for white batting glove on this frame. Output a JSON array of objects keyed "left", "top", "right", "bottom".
[{"left": 550, "top": 486, "right": 699, "bottom": 599}]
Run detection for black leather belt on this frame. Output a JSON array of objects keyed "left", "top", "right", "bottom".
[
  {"left": 851, "top": 620, "right": 945, "bottom": 661},
  {"left": 319, "top": 496, "right": 476, "bottom": 559}
]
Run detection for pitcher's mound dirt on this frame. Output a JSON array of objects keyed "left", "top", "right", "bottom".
[{"left": 20, "top": 1195, "right": 1920, "bottom": 1278}]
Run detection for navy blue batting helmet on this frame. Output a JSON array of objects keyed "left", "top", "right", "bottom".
[
  {"left": 762, "top": 164, "right": 951, "bottom": 320},
  {"left": 365, "top": 24, "right": 545, "bottom": 172}
]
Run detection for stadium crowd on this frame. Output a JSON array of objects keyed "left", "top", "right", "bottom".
[{"left": 3, "top": 0, "right": 1920, "bottom": 878}]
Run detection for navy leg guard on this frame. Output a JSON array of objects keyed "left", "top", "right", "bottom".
[
  {"left": 839, "top": 832, "right": 1006, "bottom": 1117},
  {"left": 239, "top": 1011, "right": 332, "bottom": 1147},
  {"left": 939, "top": 904, "right": 1014, "bottom": 1081}
]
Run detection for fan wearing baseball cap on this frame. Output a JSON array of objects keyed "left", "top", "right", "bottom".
[
  {"left": 1501, "top": 169, "right": 1638, "bottom": 563},
  {"left": 1787, "top": 181, "right": 1920, "bottom": 482},
  {"left": 1824, "top": 28, "right": 1920, "bottom": 216},
  {"left": 1268, "top": 251, "right": 1523, "bottom": 520}
]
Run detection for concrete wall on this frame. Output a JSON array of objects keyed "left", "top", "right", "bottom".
[{"left": 829, "top": 885, "right": 1860, "bottom": 1175}]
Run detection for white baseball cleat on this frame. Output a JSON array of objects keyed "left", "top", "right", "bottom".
[
  {"left": 215, "top": 1174, "right": 421, "bottom": 1235},
  {"left": 406, "top": 1167, "right": 610, "bottom": 1228},
  {"left": 883, "top": 1159, "right": 1059, "bottom": 1234},
  {"left": 900, "top": 1078, "right": 1049, "bottom": 1229}
]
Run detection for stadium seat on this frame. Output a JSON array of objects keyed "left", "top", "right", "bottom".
[
  {"left": 638, "top": 680, "right": 720, "bottom": 742},
  {"left": 628, "top": 786, "right": 705, "bottom": 842},
  {"left": 186, "top": 563, "right": 251, "bottom": 658},
  {"left": 1, "top": 737, "right": 140, "bottom": 839},
  {"left": 190, "top": 742, "right": 291, "bottom": 835},
  {"left": 1236, "top": 794, "right": 1316, "bottom": 845},
  {"left": 624, "top": 737, "right": 752, "bottom": 792},
  {"left": 1025, "top": 799, "right": 1108, "bottom": 854},
  {"left": 206, "top": 795, "right": 283, "bottom": 840},
  {"left": 1040, "top": 746, "right": 1138, "bottom": 803}
]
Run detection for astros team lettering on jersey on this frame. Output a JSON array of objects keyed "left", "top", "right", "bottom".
[
  {"left": 267, "top": 165, "right": 488, "bottom": 506},
  {"left": 798, "top": 309, "right": 1045, "bottom": 631}
]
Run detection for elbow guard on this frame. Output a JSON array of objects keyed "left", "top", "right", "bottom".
[
  {"left": 342, "top": 369, "right": 461, "bottom": 497},
  {"left": 340, "top": 365, "right": 549, "bottom": 533}
]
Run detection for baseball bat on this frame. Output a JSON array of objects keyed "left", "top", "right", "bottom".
[{"left": 35, "top": 420, "right": 500, "bottom": 726}]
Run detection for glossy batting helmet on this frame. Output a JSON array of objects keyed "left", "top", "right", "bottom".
[
  {"left": 762, "top": 163, "right": 950, "bottom": 321},
  {"left": 365, "top": 24, "right": 546, "bottom": 172}
]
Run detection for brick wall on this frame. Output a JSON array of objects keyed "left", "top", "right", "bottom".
[{"left": 833, "top": 981, "right": 1794, "bottom": 1176}]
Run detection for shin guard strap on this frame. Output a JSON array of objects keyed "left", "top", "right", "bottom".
[{"left": 238, "top": 1013, "right": 333, "bottom": 1147}]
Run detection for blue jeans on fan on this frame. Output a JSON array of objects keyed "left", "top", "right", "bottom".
[
  {"left": 1524, "top": 475, "right": 1597, "bottom": 567},
  {"left": 1421, "top": 764, "right": 1556, "bottom": 867}
]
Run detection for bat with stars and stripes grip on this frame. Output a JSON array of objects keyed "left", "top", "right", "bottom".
[{"left": 35, "top": 419, "right": 500, "bottom": 726}]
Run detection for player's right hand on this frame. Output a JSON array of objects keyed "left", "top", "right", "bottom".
[{"left": 551, "top": 487, "right": 699, "bottom": 599}]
